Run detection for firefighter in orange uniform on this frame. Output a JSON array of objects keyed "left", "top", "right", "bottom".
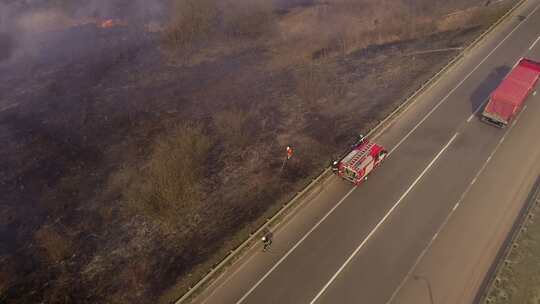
[{"left": 286, "top": 146, "right": 293, "bottom": 160}]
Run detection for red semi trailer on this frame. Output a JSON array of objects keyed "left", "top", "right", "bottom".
[
  {"left": 332, "top": 136, "right": 387, "bottom": 185},
  {"left": 482, "top": 58, "right": 540, "bottom": 127}
]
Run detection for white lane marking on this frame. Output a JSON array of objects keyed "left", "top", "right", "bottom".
[
  {"left": 385, "top": 102, "right": 528, "bottom": 304},
  {"left": 201, "top": 251, "right": 259, "bottom": 304},
  {"left": 530, "top": 36, "right": 540, "bottom": 50},
  {"left": 309, "top": 133, "right": 459, "bottom": 304},
  {"left": 468, "top": 97, "right": 491, "bottom": 123},
  {"left": 202, "top": 178, "right": 338, "bottom": 304},
  {"left": 388, "top": 2, "right": 536, "bottom": 155},
  {"left": 235, "top": 186, "right": 357, "bottom": 304},
  {"left": 513, "top": 59, "right": 520, "bottom": 68},
  {"left": 230, "top": 3, "right": 540, "bottom": 303}
]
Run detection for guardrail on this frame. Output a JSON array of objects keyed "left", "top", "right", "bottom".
[{"left": 175, "top": 1, "right": 527, "bottom": 303}]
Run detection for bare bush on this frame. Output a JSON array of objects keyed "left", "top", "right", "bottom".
[
  {"left": 163, "top": 0, "right": 219, "bottom": 50},
  {"left": 34, "top": 225, "right": 73, "bottom": 264},
  {"left": 125, "top": 123, "right": 213, "bottom": 234}
]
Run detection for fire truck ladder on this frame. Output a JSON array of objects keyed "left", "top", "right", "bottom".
[{"left": 349, "top": 142, "right": 375, "bottom": 170}]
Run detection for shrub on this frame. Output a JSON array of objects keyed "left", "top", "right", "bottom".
[{"left": 125, "top": 123, "right": 213, "bottom": 234}]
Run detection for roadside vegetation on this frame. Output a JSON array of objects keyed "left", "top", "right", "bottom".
[
  {"left": 0, "top": 0, "right": 519, "bottom": 303},
  {"left": 484, "top": 190, "right": 540, "bottom": 303},
  {"left": 124, "top": 123, "right": 213, "bottom": 235}
]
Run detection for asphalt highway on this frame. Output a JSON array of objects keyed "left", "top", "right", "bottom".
[{"left": 193, "top": 1, "right": 540, "bottom": 303}]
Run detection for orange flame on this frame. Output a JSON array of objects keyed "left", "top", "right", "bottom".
[{"left": 100, "top": 19, "right": 115, "bottom": 28}]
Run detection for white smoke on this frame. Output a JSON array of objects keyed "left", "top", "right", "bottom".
[{"left": 0, "top": 0, "right": 167, "bottom": 64}]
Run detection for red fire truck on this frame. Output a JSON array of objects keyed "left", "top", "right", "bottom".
[{"left": 332, "top": 135, "right": 387, "bottom": 185}]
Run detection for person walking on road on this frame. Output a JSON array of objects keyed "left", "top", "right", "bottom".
[{"left": 261, "top": 229, "right": 273, "bottom": 252}]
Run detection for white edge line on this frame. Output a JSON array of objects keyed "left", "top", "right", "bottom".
[
  {"left": 529, "top": 36, "right": 540, "bottom": 51},
  {"left": 388, "top": 4, "right": 531, "bottom": 155},
  {"left": 230, "top": 3, "right": 539, "bottom": 303},
  {"left": 202, "top": 178, "right": 338, "bottom": 303},
  {"left": 385, "top": 99, "right": 529, "bottom": 304},
  {"left": 469, "top": 97, "right": 491, "bottom": 123},
  {"left": 235, "top": 186, "right": 357, "bottom": 304},
  {"left": 201, "top": 251, "right": 259, "bottom": 304},
  {"left": 309, "top": 133, "right": 459, "bottom": 304}
]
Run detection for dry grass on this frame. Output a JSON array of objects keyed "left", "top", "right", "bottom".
[
  {"left": 0, "top": 257, "right": 11, "bottom": 294},
  {"left": 222, "top": 0, "right": 275, "bottom": 38},
  {"left": 486, "top": 204, "right": 540, "bottom": 303},
  {"left": 213, "top": 108, "right": 253, "bottom": 149},
  {"left": 163, "top": 0, "right": 275, "bottom": 63},
  {"left": 268, "top": 0, "right": 503, "bottom": 69},
  {"left": 163, "top": 0, "right": 219, "bottom": 51},
  {"left": 0, "top": 1, "right": 516, "bottom": 303},
  {"left": 125, "top": 123, "right": 213, "bottom": 235},
  {"left": 34, "top": 225, "right": 73, "bottom": 264},
  {"left": 294, "top": 61, "right": 345, "bottom": 108},
  {"left": 268, "top": 0, "right": 420, "bottom": 67}
]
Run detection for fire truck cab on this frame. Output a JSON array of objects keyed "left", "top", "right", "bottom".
[{"left": 332, "top": 136, "right": 387, "bottom": 185}]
